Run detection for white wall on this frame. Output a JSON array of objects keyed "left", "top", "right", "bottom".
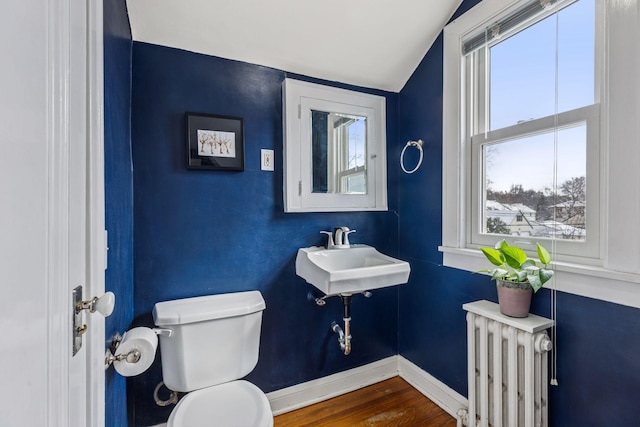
[{"left": 0, "top": 1, "right": 50, "bottom": 425}]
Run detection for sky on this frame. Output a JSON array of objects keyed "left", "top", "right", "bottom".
[
  {"left": 484, "top": 0, "right": 594, "bottom": 192},
  {"left": 485, "top": 125, "right": 586, "bottom": 193}
]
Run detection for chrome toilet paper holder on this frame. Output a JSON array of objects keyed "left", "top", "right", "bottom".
[
  {"left": 105, "top": 329, "right": 170, "bottom": 370},
  {"left": 105, "top": 332, "right": 140, "bottom": 369}
]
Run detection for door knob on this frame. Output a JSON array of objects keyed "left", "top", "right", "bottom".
[
  {"left": 73, "top": 286, "right": 116, "bottom": 356},
  {"left": 76, "top": 291, "right": 115, "bottom": 317}
]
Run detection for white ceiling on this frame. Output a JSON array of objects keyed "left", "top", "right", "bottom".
[{"left": 126, "top": 0, "right": 463, "bottom": 92}]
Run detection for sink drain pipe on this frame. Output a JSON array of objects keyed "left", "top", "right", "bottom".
[{"left": 331, "top": 295, "right": 352, "bottom": 355}]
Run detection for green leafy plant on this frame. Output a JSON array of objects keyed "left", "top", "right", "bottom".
[{"left": 480, "top": 240, "right": 554, "bottom": 293}]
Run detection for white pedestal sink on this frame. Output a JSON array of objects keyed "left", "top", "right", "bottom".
[{"left": 295, "top": 244, "right": 411, "bottom": 296}]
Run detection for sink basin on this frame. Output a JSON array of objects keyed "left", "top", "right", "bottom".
[{"left": 295, "top": 244, "right": 410, "bottom": 296}]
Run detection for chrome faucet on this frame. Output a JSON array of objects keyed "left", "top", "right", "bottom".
[{"left": 321, "top": 227, "right": 356, "bottom": 249}]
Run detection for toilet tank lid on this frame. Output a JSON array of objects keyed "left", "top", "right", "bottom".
[{"left": 153, "top": 291, "right": 266, "bottom": 326}]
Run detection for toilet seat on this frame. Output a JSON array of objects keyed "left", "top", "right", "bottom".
[{"left": 168, "top": 380, "right": 273, "bottom": 427}]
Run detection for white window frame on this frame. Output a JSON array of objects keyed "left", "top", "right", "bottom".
[{"left": 441, "top": 0, "right": 640, "bottom": 308}]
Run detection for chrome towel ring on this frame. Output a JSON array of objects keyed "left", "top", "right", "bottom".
[{"left": 400, "top": 139, "right": 423, "bottom": 174}]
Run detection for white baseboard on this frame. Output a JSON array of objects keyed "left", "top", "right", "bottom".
[
  {"left": 266, "top": 355, "right": 468, "bottom": 419},
  {"left": 397, "top": 356, "right": 468, "bottom": 419},
  {"left": 266, "top": 356, "right": 399, "bottom": 415}
]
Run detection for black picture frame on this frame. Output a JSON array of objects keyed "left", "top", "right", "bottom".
[{"left": 186, "top": 112, "right": 244, "bottom": 171}]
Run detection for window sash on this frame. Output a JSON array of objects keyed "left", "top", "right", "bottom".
[{"left": 468, "top": 104, "right": 601, "bottom": 263}]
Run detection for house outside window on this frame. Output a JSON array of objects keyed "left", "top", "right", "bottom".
[{"left": 441, "top": 0, "right": 640, "bottom": 307}]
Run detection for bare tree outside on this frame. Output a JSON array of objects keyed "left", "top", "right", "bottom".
[
  {"left": 559, "top": 176, "right": 586, "bottom": 219},
  {"left": 485, "top": 176, "right": 586, "bottom": 240}
]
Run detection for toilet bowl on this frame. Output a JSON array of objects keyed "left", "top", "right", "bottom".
[
  {"left": 153, "top": 291, "right": 273, "bottom": 427},
  {"left": 168, "top": 381, "right": 273, "bottom": 427}
]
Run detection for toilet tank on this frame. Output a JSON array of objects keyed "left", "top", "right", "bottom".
[{"left": 153, "top": 291, "right": 266, "bottom": 393}]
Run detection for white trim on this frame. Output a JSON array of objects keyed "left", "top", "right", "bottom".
[
  {"left": 443, "top": 12, "right": 469, "bottom": 251},
  {"left": 266, "top": 356, "right": 398, "bottom": 415},
  {"left": 604, "top": 0, "right": 640, "bottom": 275},
  {"left": 441, "top": 246, "right": 640, "bottom": 308},
  {"left": 266, "top": 355, "right": 468, "bottom": 420},
  {"left": 87, "top": 0, "right": 106, "bottom": 425},
  {"left": 398, "top": 356, "right": 468, "bottom": 419},
  {"left": 47, "top": 0, "right": 72, "bottom": 425}
]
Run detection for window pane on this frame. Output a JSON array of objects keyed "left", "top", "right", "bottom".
[
  {"left": 489, "top": 0, "right": 594, "bottom": 130},
  {"left": 557, "top": 0, "right": 595, "bottom": 113},
  {"left": 347, "top": 118, "right": 366, "bottom": 170},
  {"left": 483, "top": 125, "right": 586, "bottom": 240},
  {"left": 344, "top": 173, "right": 366, "bottom": 194}
]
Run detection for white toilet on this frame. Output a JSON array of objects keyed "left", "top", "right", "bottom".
[{"left": 152, "top": 290, "right": 273, "bottom": 427}]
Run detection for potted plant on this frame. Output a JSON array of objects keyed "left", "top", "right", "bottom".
[{"left": 480, "top": 239, "right": 554, "bottom": 318}]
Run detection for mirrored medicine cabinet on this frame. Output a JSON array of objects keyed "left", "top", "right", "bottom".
[{"left": 282, "top": 78, "right": 387, "bottom": 212}]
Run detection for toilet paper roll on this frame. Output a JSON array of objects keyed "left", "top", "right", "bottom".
[{"left": 113, "top": 327, "right": 158, "bottom": 377}]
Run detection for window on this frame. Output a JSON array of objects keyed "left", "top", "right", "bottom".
[
  {"left": 442, "top": 0, "right": 640, "bottom": 307},
  {"left": 465, "top": 0, "right": 599, "bottom": 260}
]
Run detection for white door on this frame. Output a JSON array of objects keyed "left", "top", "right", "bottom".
[{"left": 0, "top": 0, "right": 105, "bottom": 426}]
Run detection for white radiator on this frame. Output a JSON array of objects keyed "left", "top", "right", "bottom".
[{"left": 461, "top": 300, "right": 554, "bottom": 427}]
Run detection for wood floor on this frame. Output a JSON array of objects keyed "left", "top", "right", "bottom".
[{"left": 273, "top": 376, "right": 457, "bottom": 427}]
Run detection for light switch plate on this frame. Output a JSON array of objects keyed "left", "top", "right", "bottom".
[{"left": 261, "top": 149, "right": 274, "bottom": 171}]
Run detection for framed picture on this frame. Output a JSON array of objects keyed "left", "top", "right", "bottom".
[{"left": 186, "top": 112, "right": 244, "bottom": 171}]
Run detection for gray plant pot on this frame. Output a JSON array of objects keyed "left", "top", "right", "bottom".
[{"left": 496, "top": 279, "right": 533, "bottom": 318}]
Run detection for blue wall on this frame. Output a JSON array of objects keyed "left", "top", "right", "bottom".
[
  {"left": 103, "top": 0, "right": 133, "bottom": 426},
  {"left": 129, "top": 42, "right": 400, "bottom": 426},
  {"left": 105, "top": 0, "right": 640, "bottom": 425},
  {"left": 397, "top": 1, "right": 640, "bottom": 426}
]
